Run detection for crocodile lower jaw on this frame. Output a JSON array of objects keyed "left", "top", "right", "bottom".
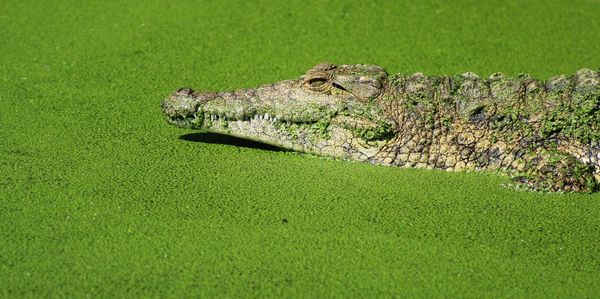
[{"left": 166, "top": 115, "right": 196, "bottom": 128}]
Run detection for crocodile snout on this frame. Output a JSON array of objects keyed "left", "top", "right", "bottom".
[{"left": 161, "top": 87, "right": 202, "bottom": 119}]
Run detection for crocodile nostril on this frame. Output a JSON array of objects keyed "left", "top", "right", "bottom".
[{"left": 176, "top": 87, "right": 194, "bottom": 96}]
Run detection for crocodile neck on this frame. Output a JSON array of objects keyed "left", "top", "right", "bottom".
[{"left": 370, "top": 70, "right": 599, "bottom": 176}]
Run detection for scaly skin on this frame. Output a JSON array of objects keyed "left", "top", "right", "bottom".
[{"left": 161, "top": 63, "right": 600, "bottom": 192}]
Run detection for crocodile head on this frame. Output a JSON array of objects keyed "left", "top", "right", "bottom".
[{"left": 161, "top": 63, "right": 395, "bottom": 161}]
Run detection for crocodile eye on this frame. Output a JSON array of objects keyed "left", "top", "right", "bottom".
[
  {"left": 304, "top": 72, "right": 331, "bottom": 91},
  {"left": 308, "top": 78, "right": 327, "bottom": 88}
]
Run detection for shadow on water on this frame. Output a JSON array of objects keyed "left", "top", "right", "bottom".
[{"left": 179, "top": 132, "right": 291, "bottom": 152}]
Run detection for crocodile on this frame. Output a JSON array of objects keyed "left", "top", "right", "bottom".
[{"left": 161, "top": 63, "right": 600, "bottom": 193}]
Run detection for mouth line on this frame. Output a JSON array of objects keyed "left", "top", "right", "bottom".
[
  {"left": 166, "top": 111, "right": 325, "bottom": 131},
  {"left": 202, "top": 112, "right": 321, "bottom": 126}
]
